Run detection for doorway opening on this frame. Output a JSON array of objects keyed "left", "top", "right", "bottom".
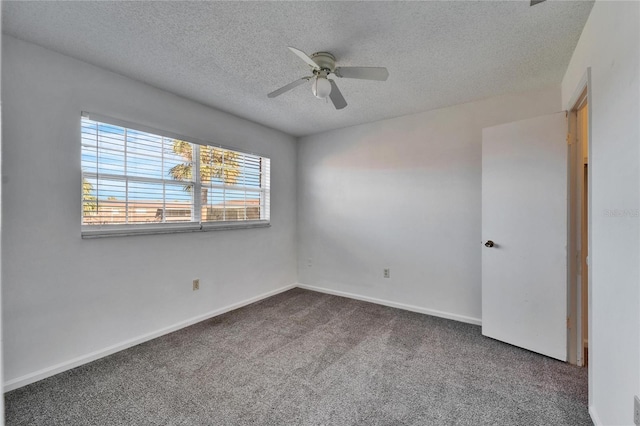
[{"left": 567, "top": 81, "right": 590, "bottom": 368}]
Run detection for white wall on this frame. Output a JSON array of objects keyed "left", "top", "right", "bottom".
[
  {"left": 297, "top": 87, "right": 561, "bottom": 323},
  {"left": 561, "top": 2, "right": 640, "bottom": 425},
  {"left": 1, "top": 36, "right": 298, "bottom": 388}
]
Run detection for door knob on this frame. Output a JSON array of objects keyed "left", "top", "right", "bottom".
[{"left": 484, "top": 240, "right": 495, "bottom": 248}]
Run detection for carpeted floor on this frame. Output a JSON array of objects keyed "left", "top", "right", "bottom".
[{"left": 5, "top": 288, "right": 591, "bottom": 425}]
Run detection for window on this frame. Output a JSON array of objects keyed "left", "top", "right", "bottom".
[{"left": 81, "top": 113, "right": 270, "bottom": 237}]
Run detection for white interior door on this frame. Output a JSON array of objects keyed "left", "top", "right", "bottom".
[{"left": 482, "top": 112, "right": 567, "bottom": 361}]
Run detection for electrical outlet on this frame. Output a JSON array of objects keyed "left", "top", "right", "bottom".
[
  {"left": 193, "top": 279, "right": 200, "bottom": 291},
  {"left": 384, "top": 268, "right": 390, "bottom": 278},
  {"left": 307, "top": 258, "right": 312, "bottom": 268},
  {"left": 634, "top": 395, "right": 640, "bottom": 425}
]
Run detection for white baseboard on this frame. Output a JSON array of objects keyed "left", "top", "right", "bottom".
[
  {"left": 296, "top": 283, "right": 482, "bottom": 326},
  {"left": 588, "top": 405, "right": 602, "bottom": 426},
  {"left": 4, "top": 283, "right": 296, "bottom": 392}
]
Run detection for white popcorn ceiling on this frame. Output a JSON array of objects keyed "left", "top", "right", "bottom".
[{"left": 2, "top": 1, "right": 593, "bottom": 137}]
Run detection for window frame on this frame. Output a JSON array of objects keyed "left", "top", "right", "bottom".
[{"left": 81, "top": 112, "right": 271, "bottom": 238}]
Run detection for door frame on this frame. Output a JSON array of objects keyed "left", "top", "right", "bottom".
[{"left": 566, "top": 67, "right": 592, "bottom": 388}]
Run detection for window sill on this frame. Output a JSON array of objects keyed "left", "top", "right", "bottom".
[{"left": 81, "top": 221, "right": 271, "bottom": 239}]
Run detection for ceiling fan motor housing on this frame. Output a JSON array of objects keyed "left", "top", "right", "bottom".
[{"left": 310, "top": 52, "right": 336, "bottom": 72}]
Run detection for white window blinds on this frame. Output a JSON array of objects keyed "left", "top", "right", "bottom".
[{"left": 81, "top": 113, "right": 270, "bottom": 237}]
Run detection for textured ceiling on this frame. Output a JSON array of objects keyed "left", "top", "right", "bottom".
[{"left": 2, "top": 1, "right": 593, "bottom": 137}]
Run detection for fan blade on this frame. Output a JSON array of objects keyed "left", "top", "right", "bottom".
[
  {"left": 267, "top": 77, "right": 311, "bottom": 98},
  {"left": 288, "top": 46, "right": 320, "bottom": 69},
  {"left": 328, "top": 80, "right": 347, "bottom": 110},
  {"left": 334, "top": 67, "right": 389, "bottom": 81}
]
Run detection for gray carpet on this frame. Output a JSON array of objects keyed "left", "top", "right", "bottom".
[{"left": 5, "top": 288, "right": 591, "bottom": 425}]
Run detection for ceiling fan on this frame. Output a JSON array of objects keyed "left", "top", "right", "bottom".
[{"left": 267, "top": 47, "right": 389, "bottom": 110}]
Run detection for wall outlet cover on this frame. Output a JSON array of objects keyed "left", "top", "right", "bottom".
[{"left": 634, "top": 395, "right": 640, "bottom": 425}]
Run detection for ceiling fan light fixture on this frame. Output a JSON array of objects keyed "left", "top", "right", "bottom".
[{"left": 312, "top": 76, "right": 332, "bottom": 99}]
